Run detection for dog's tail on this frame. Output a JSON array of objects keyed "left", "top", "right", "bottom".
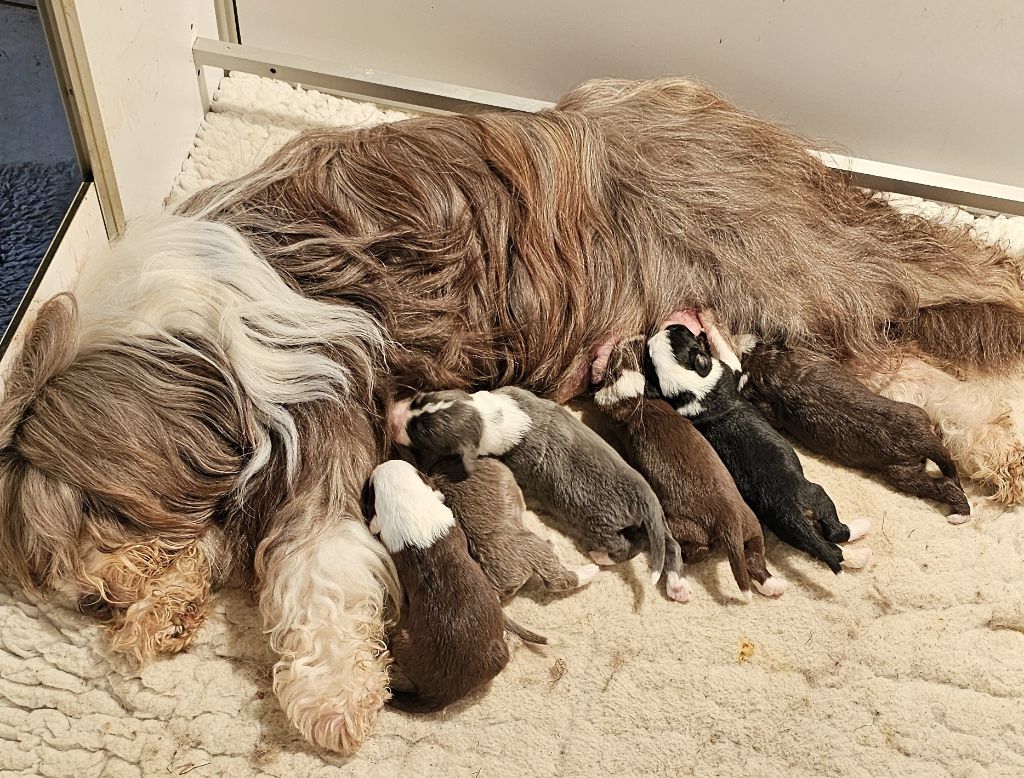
[
  {"left": 643, "top": 502, "right": 668, "bottom": 585},
  {"left": 503, "top": 616, "right": 548, "bottom": 645},
  {"left": 723, "top": 527, "right": 753, "bottom": 600}
]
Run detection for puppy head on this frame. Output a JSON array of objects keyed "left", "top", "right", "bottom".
[
  {"left": 594, "top": 337, "right": 647, "bottom": 407},
  {"left": 388, "top": 390, "right": 482, "bottom": 472},
  {"left": 368, "top": 460, "right": 455, "bottom": 553},
  {"left": 645, "top": 325, "right": 720, "bottom": 402}
]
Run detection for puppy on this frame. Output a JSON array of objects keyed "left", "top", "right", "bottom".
[
  {"left": 738, "top": 338, "right": 971, "bottom": 522},
  {"left": 422, "top": 456, "right": 598, "bottom": 598},
  {"left": 390, "top": 387, "right": 687, "bottom": 600},
  {"left": 645, "top": 325, "right": 871, "bottom": 574},
  {"left": 367, "top": 459, "right": 510, "bottom": 713},
  {"left": 595, "top": 338, "right": 786, "bottom": 601}
]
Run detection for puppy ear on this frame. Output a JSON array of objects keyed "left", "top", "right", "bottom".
[
  {"left": 433, "top": 489, "right": 446, "bottom": 504},
  {"left": 460, "top": 444, "right": 479, "bottom": 474},
  {"left": 697, "top": 331, "right": 711, "bottom": 353},
  {"left": 692, "top": 350, "right": 713, "bottom": 378}
]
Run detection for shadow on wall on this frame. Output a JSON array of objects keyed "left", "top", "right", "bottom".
[{"left": 0, "top": 1, "right": 82, "bottom": 336}]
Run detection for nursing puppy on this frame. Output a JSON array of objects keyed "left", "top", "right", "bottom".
[
  {"left": 367, "top": 459, "right": 509, "bottom": 713},
  {"left": 391, "top": 388, "right": 688, "bottom": 600},
  {"left": 427, "top": 456, "right": 600, "bottom": 598},
  {"left": 595, "top": 338, "right": 786, "bottom": 601},
  {"left": 646, "top": 325, "right": 872, "bottom": 574},
  {"left": 738, "top": 338, "right": 971, "bottom": 522}
]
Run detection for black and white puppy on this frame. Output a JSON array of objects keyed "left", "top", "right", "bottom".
[
  {"left": 390, "top": 387, "right": 688, "bottom": 601},
  {"left": 645, "top": 324, "right": 871, "bottom": 574}
]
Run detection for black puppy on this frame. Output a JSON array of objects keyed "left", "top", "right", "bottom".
[{"left": 645, "top": 324, "right": 871, "bottom": 574}]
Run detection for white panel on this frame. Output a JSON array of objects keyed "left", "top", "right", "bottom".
[
  {"left": 0, "top": 185, "right": 105, "bottom": 380},
  {"left": 236, "top": 0, "right": 1024, "bottom": 187},
  {"left": 72, "top": 0, "right": 220, "bottom": 220}
]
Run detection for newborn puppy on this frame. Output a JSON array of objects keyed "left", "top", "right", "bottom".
[
  {"left": 645, "top": 324, "right": 871, "bottom": 574},
  {"left": 426, "top": 456, "right": 599, "bottom": 598},
  {"left": 391, "top": 388, "right": 686, "bottom": 600},
  {"left": 595, "top": 337, "right": 786, "bottom": 601},
  {"left": 738, "top": 338, "right": 971, "bottom": 522},
  {"left": 368, "top": 459, "right": 509, "bottom": 713}
]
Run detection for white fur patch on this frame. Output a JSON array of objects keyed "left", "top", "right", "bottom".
[
  {"left": 647, "top": 329, "right": 724, "bottom": 407},
  {"left": 736, "top": 374, "right": 749, "bottom": 393},
  {"left": 666, "top": 571, "right": 692, "bottom": 603},
  {"left": 676, "top": 400, "right": 704, "bottom": 417},
  {"left": 844, "top": 518, "right": 872, "bottom": 542},
  {"left": 753, "top": 577, "right": 788, "bottom": 597},
  {"left": 840, "top": 547, "right": 873, "bottom": 570},
  {"left": 471, "top": 391, "right": 532, "bottom": 456},
  {"left": 594, "top": 369, "right": 646, "bottom": 406},
  {"left": 736, "top": 334, "right": 759, "bottom": 356},
  {"left": 370, "top": 460, "right": 455, "bottom": 552}
]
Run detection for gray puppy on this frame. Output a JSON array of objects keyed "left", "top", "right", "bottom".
[
  {"left": 390, "top": 387, "right": 688, "bottom": 601},
  {"left": 427, "top": 456, "right": 599, "bottom": 599}
]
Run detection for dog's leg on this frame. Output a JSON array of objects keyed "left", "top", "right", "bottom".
[
  {"left": 257, "top": 483, "right": 398, "bottom": 756},
  {"left": 882, "top": 462, "right": 972, "bottom": 522},
  {"left": 530, "top": 534, "right": 599, "bottom": 591},
  {"left": 862, "top": 357, "right": 1024, "bottom": 505},
  {"left": 770, "top": 514, "right": 845, "bottom": 574},
  {"left": 662, "top": 536, "right": 692, "bottom": 603}
]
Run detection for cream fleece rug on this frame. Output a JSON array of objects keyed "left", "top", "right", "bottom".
[{"left": 3, "top": 73, "right": 1024, "bottom": 778}]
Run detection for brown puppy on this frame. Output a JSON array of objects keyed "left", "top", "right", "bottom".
[
  {"left": 426, "top": 456, "right": 600, "bottom": 599},
  {"left": 594, "top": 338, "right": 786, "bottom": 600},
  {"left": 738, "top": 338, "right": 971, "bottom": 523},
  {"left": 368, "top": 459, "right": 508, "bottom": 713}
]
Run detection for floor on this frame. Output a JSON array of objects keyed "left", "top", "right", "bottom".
[{"left": 0, "top": 0, "right": 81, "bottom": 341}]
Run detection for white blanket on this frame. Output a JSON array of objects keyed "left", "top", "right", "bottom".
[{"left": 3, "top": 73, "right": 1024, "bottom": 778}]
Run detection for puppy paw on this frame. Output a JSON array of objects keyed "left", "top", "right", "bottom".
[
  {"left": 739, "top": 590, "right": 753, "bottom": 604},
  {"left": 844, "top": 518, "right": 872, "bottom": 542},
  {"left": 588, "top": 550, "right": 616, "bottom": 566},
  {"left": 947, "top": 513, "right": 971, "bottom": 525},
  {"left": 840, "top": 547, "right": 873, "bottom": 570},
  {"left": 752, "top": 576, "right": 788, "bottom": 598},
  {"left": 666, "top": 571, "right": 692, "bottom": 603},
  {"left": 573, "top": 564, "right": 600, "bottom": 586}
]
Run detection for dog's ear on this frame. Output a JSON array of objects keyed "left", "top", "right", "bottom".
[
  {"left": 459, "top": 443, "right": 479, "bottom": 474},
  {"left": 697, "top": 330, "right": 711, "bottom": 353},
  {"left": 692, "top": 349, "right": 713, "bottom": 378}
]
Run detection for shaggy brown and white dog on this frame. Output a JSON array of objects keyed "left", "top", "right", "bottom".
[{"left": 1, "top": 78, "right": 1023, "bottom": 754}]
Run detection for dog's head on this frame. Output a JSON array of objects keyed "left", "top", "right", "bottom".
[
  {"left": 644, "top": 324, "right": 721, "bottom": 406},
  {"left": 0, "top": 295, "right": 252, "bottom": 594},
  {"left": 593, "top": 336, "right": 647, "bottom": 407},
  {"left": 367, "top": 459, "right": 454, "bottom": 553},
  {"left": 388, "top": 390, "right": 482, "bottom": 472}
]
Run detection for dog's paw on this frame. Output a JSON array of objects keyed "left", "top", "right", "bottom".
[
  {"left": 840, "top": 547, "right": 873, "bottom": 570},
  {"left": 666, "top": 571, "right": 692, "bottom": 603},
  {"left": 588, "top": 550, "right": 616, "bottom": 566},
  {"left": 752, "top": 576, "right": 788, "bottom": 597},
  {"left": 947, "top": 513, "right": 971, "bottom": 525},
  {"left": 844, "top": 518, "right": 872, "bottom": 542},
  {"left": 573, "top": 564, "right": 600, "bottom": 586}
]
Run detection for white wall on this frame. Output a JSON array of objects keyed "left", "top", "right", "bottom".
[
  {"left": 236, "top": 0, "right": 1024, "bottom": 188},
  {"left": 72, "top": 0, "right": 220, "bottom": 221}
]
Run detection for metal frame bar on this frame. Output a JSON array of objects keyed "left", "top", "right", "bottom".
[
  {"left": 194, "top": 36, "right": 1024, "bottom": 216},
  {"left": 41, "top": 0, "right": 125, "bottom": 236}
]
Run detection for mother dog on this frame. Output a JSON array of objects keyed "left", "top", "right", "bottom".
[{"left": 1, "top": 78, "right": 1022, "bottom": 754}]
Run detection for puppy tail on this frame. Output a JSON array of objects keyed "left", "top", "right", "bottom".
[
  {"left": 504, "top": 616, "right": 548, "bottom": 646},
  {"left": 643, "top": 503, "right": 668, "bottom": 585},
  {"left": 724, "top": 529, "right": 753, "bottom": 599}
]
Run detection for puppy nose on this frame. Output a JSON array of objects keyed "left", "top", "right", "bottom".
[{"left": 389, "top": 399, "right": 413, "bottom": 446}]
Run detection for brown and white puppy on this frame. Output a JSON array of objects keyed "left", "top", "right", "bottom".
[
  {"left": 595, "top": 337, "right": 786, "bottom": 601},
  {"left": 390, "top": 387, "right": 687, "bottom": 601},
  {"left": 367, "top": 459, "right": 509, "bottom": 713},
  {"left": 738, "top": 338, "right": 972, "bottom": 523},
  {"left": 426, "top": 456, "right": 599, "bottom": 599}
]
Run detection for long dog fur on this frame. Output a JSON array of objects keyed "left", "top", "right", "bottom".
[{"left": 1, "top": 77, "right": 1023, "bottom": 755}]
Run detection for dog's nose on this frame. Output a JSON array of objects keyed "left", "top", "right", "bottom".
[{"left": 389, "top": 399, "right": 413, "bottom": 446}]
